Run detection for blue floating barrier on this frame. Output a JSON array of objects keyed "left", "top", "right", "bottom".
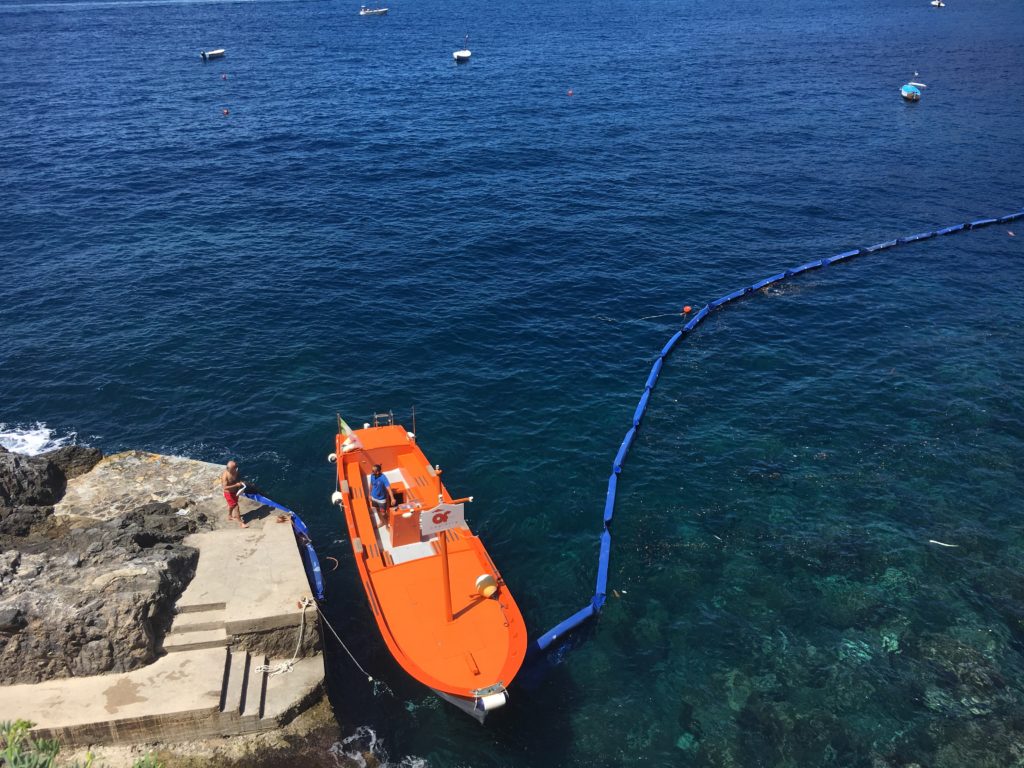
[
  {"left": 751, "top": 272, "right": 787, "bottom": 290},
  {"left": 612, "top": 427, "right": 636, "bottom": 474},
  {"left": 244, "top": 491, "right": 292, "bottom": 516},
  {"left": 721, "top": 287, "right": 749, "bottom": 304},
  {"left": 645, "top": 357, "right": 664, "bottom": 390},
  {"left": 632, "top": 389, "right": 651, "bottom": 427},
  {"left": 822, "top": 249, "right": 861, "bottom": 266},
  {"left": 863, "top": 240, "right": 897, "bottom": 254},
  {"left": 898, "top": 231, "right": 936, "bottom": 244},
  {"left": 683, "top": 306, "right": 710, "bottom": 332},
  {"left": 304, "top": 541, "right": 325, "bottom": 601},
  {"left": 594, "top": 529, "right": 612, "bottom": 598},
  {"left": 789, "top": 259, "right": 824, "bottom": 275},
  {"left": 659, "top": 331, "right": 683, "bottom": 359},
  {"left": 603, "top": 474, "right": 617, "bottom": 525},
  {"left": 534, "top": 604, "right": 597, "bottom": 651},
  {"left": 537, "top": 207, "right": 1020, "bottom": 661}
]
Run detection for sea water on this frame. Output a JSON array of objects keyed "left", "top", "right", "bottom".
[{"left": 2, "top": 0, "right": 1024, "bottom": 764}]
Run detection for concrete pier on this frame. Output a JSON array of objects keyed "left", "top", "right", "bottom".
[{"left": 0, "top": 452, "right": 325, "bottom": 748}]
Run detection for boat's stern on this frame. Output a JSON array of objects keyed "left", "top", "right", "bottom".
[{"left": 433, "top": 683, "right": 510, "bottom": 724}]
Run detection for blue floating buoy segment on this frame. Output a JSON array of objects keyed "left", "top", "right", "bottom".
[
  {"left": 242, "top": 491, "right": 325, "bottom": 601},
  {"left": 602, "top": 474, "right": 617, "bottom": 526},
  {"left": 645, "top": 357, "right": 665, "bottom": 390},
  {"left": 527, "top": 207, "right": 1024, "bottom": 668}
]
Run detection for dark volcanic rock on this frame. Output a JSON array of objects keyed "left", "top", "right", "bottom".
[
  {"left": 0, "top": 447, "right": 223, "bottom": 686},
  {"left": 42, "top": 445, "right": 103, "bottom": 481},
  {"left": 0, "top": 505, "right": 53, "bottom": 540},
  {"left": 0, "top": 452, "right": 65, "bottom": 507},
  {"left": 0, "top": 505, "right": 202, "bottom": 685}
]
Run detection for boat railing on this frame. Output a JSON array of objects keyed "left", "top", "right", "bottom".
[{"left": 372, "top": 410, "right": 394, "bottom": 427}]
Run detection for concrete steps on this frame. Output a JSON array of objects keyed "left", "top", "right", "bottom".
[
  {"left": 1, "top": 646, "right": 325, "bottom": 747},
  {"left": 162, "top": 605, "right": 230, "bottom": 653},
  {"left": 0, "top": 515, "right": 324, "bottom": 748},
  {"left": 162, "top": 627, "right": 230, "bottom": 653},
  {"left": 241, "top": 654, "right": 267, "bottom": 720}
]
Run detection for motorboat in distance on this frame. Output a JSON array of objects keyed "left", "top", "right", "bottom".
[
  {"left": 359, "top": 5, "right": 388, "bottom": 15},
  {"left": 330, "top": 413, "right": 526, "bottom": 721},
  {"left": 901, "top": 81, "right": 926, "bottom": 101},
  {"left": 453, "top": 34, "right": 471, "bottom": 62}
]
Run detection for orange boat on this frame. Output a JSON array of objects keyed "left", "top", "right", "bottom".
[{"left": 330, "top": 413, "right": 527, "bottom": 720}]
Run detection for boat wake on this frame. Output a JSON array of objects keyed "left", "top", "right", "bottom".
[
  {"left": 0, "top": 422, "right": 76, "bottom": 455},
  {"left": 328, "top": 726, "right": 427, "bottom": 768}
]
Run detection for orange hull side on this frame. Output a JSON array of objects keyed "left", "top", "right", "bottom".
[{"left": 334, "top": 425, "right": 527, "bottom": 701}]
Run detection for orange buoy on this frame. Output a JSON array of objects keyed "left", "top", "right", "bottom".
[{"left": 682, "top": 305, "right": 692, "bottom": 314}]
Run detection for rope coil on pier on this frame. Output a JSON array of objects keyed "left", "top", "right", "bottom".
[{"left": 531, "top": 208, "right": 1023, "bottom": 655}]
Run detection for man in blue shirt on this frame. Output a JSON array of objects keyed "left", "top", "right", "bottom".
[{"left": 369, "top": 464, "right": 396, "bottom": 519}]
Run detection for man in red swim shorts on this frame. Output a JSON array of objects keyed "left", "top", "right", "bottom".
[{"left": 220, "top": 460, "right": 248, "bottom": 529}]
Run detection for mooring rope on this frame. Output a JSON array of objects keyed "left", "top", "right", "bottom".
[
  {"left": 531, "top": 208, "right": 1024, "bottom": 655},
  {"left": 255, "top": 597, "right": 312, "bottom": 677},
  {"left": 315, "top": 602, "right": 394, "bottom": 697}
]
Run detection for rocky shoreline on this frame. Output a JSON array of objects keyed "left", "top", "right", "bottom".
[
  {"left": 0, "top": 444, "right": 341, "bottom": 766},
  {"left": 0, "top": 444, "right": 213, "bottom": 686}
]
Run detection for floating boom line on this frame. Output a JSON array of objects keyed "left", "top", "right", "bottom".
[{"left": 529, "top": 207, "right": 1024, "bottom": 658}]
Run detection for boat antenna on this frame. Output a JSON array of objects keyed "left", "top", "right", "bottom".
[{"left": 412, "top": 405, "right": 417, "bottom": 435}]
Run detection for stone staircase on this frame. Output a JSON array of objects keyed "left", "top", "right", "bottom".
[
  {"left": 162, "top": 602, "right": 231, "bottom": 653},
  {"left": 4, "top": 645, "right": 325, "bottom": 747}
]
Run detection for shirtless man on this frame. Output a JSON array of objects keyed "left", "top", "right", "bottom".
[{"left": 220, "top": 460, "right": 248, "bottom": 528}]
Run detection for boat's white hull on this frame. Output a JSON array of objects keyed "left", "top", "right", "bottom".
[
  {"left": 359, "top": 7, "right": 388, "bottom": 15},
  {"left": 453, "top": 49, "right": 471, "bottom": 62},
  {"left": 431, "top": 687, "right": 508, "bottom": 723}
]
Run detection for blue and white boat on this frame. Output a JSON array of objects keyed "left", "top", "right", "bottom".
[{"left": 901, "top": 81, "right": 926, "bottom": 101}]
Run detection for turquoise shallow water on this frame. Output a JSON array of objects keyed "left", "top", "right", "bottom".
[{"left": 2, "top": 0, "right": 1024, "bottom": 764}]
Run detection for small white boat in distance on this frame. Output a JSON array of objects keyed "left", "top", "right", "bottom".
[
  {"left": 359, "top": 5, "right": 388, "bottom": 15},
  {"left": 930, "top": 0, "right": 944, "bottom": 7},
  {"left": 200, "top": 49, "right": 226, "bottom": 61},
  {"left": 453, "top": 35, "right": 471, "bottom": 62}
]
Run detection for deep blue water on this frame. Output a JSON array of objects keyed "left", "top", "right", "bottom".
[{"left": 2, "top": 0, "right": 1024, "bottom": 764}]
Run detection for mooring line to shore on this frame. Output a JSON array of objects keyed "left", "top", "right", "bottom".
[
  {"left": 315, "top": 602, "right": 395, "bottom": 697},
  {"left": 530, "top": 207, "right": 1024, "bottom": 657}
]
